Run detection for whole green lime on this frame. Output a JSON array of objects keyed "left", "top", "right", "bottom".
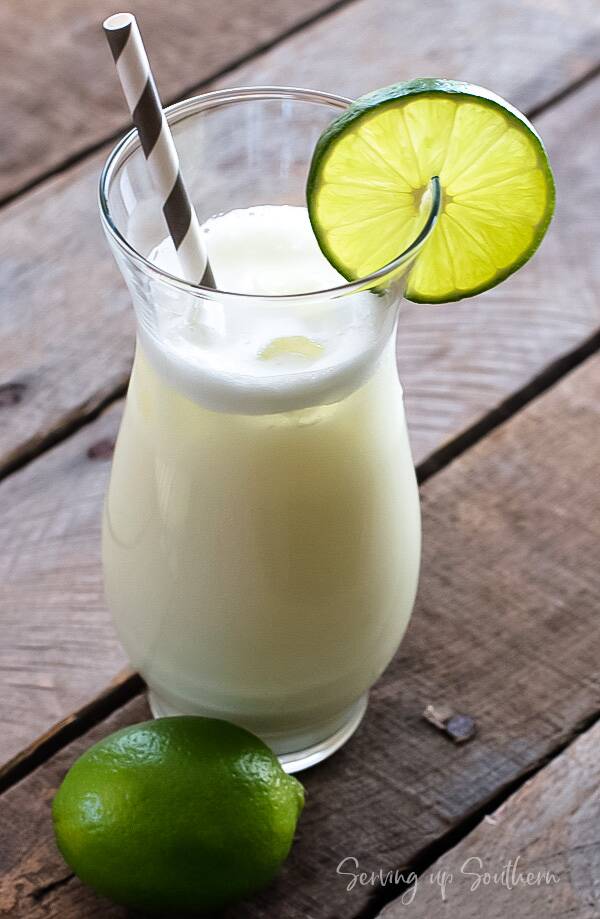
[{"left": 52, "top": 717, "right": 304, "bottom": 915}]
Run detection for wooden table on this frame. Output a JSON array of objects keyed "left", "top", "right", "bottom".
[{"left": 1, "top": 1, "right": 600, "bottom": 916}]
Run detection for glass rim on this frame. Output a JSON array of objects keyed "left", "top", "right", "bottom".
[{"left": 98, "top": 85, "right": 440, "bottom": 303}]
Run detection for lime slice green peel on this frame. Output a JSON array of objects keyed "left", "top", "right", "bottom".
[{"left": 307, "top": 79, "right": 555, "bottom": 304}]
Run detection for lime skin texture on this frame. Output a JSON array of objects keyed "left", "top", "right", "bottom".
[{"left": 52, "top": 716, "right": 305, "bottom": 916}]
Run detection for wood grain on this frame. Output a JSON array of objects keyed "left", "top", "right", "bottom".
[
  {"left": 2, "top": 0, "right": 600, "bottom": 780},
  {"left": 0, "top": 0, "right": 340, "bottom": 202},
  {"left": 0, "top": 669, "right": 143, "bottom": 793},
  {"left": 2, "top": 0, "right": 600, "bottom": 478},
  {"left": 2, "top": 71, "right": 600, "bottom": 756},
  {"left": 3, "top": 0, "right": 600, "bottom": 204},
  {"left": 2, "top": 347, "right": 600, "bottom": 917},
  {"left": 0, "top": 403, "right": 126, "bottom": 759},
  {"left": 379, "top": 720, "right": 600, "bottom": 918},
  {"left": 0, "top": 696, "right": 149, "bottom": 918}
]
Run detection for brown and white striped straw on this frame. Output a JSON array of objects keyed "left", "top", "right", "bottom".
[{"left": 103, "top": 12, "right": 214, "bottom": 286}]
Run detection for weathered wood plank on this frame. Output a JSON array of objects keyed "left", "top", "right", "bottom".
[
  {"left": 0, "top": 403, "right": 126, "bottom": 760},
  {"left": 0, "top": 0, "right": 339, "bottom": 202},
  {"left": 1, "top": 63, "right": 599, "bottom": 754},
  {"left": 0, "top": 669, "right": 143, "bottom": 794},
  {"left": 379, "top": 720, "right": 600, "bottom": 918},
  {"left": 2, "top": 345, "right": 600, "bottom": 917},
  {"left": 2, "top": 0, "right": 600, "bottom": 476},
  {"left": 0, "top": 696, "right": 149, "bottom": 918},
  {"left": 3, "top": 0, "right": 600, "bottom": 203}
]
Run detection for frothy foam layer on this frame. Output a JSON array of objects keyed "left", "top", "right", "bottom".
[{"left": 142, "top": 206, "right": 394, "bottom": 414}]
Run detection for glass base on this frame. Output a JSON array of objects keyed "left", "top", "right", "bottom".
[{"left": 147, "top": 691, "right": 368, "bottom": 773}]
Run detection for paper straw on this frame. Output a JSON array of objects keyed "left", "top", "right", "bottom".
[{"left": 103, "top": 12, "right": 214, "bottom": 286}]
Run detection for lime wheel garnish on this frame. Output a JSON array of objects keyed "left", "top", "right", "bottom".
[{"left": 307, "top": 79, "right": 555, "bottom": 302}]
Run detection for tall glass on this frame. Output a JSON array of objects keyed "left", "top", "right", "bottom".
[{"left": 99, "top": 87, "right": 439, "bottom": 772}]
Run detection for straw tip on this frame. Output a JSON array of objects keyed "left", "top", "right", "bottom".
[{"left": 103, "top": 12, "right": 135, "bottom": 31}]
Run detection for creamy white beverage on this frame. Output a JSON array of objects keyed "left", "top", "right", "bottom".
[{"left": 103, "top": 205, "right": 421, "bottom": 762}]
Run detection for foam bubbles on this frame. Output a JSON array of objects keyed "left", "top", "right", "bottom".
[{"left": 143, "top": 206, "right": 395, "bottom": 414}]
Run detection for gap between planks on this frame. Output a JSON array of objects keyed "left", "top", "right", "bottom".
[
  {"left": 0, "top": 0, "right": 358, "bottom": 212},
  {"left": 2, "top": 330, "right": 600, "bottom": 801},
  {"left": 0, "top": 671, "right": 144, "bottom": 796},
  {"left": 1, "top": 2, "right": 600, "bottom": 902},
  {"left": 357, "top": 697, "right": 600, "bottom": 919},
  {"left": 526, "top": 57, "right": 600, "bottom": 122},
  {"left": 4, "top": 347, "right": 600, "bottom": 918},
  {"left": 2, "top": 1, "right": 600, "bottom": 213},
  {"left": 417, "top": 327, "right": 600, "bottom": 484},
  {"left": 2, "top": 0, "right": 600, "bottom": 486},
  {"left": 2, "top": 57, "right": 600, "bottom": 486},
  {"left": 1, "top": 67, "right": 599, "bottom": 861}
]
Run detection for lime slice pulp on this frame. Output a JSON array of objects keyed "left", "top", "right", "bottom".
[{"left": 307, "top": 79, "right": 555, "bottom": 303}]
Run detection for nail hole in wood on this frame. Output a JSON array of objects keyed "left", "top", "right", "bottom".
[
  {"left": 87, "top": 438, "right": 115, "bottom": 460},
  {"left": 0, "top": 382, "right": 26, "bottom": 407}
]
